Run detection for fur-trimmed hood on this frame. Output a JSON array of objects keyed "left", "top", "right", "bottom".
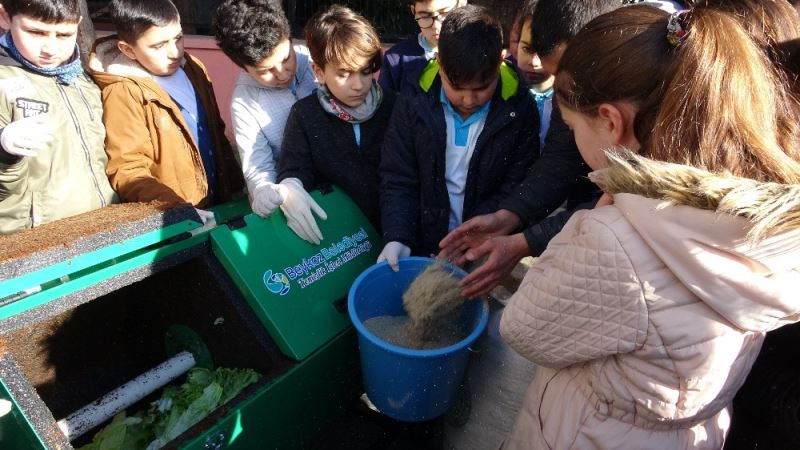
[
  {"left": 589, "top": 150, "right": 800, "bottom": 332},
  {"left": 88, "top": 35, "right": 185, "bottom": 89}
]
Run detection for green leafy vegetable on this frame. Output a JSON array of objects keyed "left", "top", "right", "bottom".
[{"left": 79, "top": 367, "right": 260, "bottom": 450}]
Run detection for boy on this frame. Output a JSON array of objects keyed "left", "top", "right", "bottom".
[
  {"left": 378, "top": 5, "right": 537, "bottom": 270},
  {"left": 437, "top": 0, "right": 621, "bottom": 298},
  {"left": 89, "top": 0, "right": 244, "bottom": 215},
  {"left": 516, "top": 0, "right": 554, "bottom": 147},
  {"left": 212, "top": 0, "right": 317, "bottom": 218},
  {"left": 276, "top": 5, "right": 396, "bottom": 244},
  {"left": 0, "top": 0, "right": 117, "bottom": 234},
  {"left": 378, "top": 0, "right": 463, "bottom": 94}
]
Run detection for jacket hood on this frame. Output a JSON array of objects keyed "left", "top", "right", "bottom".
[
  {"left": 88, "top": 35, "right": 185, "bottom": 88},
  {"left": 589, "top": 150, "right": 800, "bottom": 332}
]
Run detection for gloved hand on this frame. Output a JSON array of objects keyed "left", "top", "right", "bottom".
[
  {"left": 377, "top": 241, "right": 411, "bottom": 272},
  {"left": 0, "top": 114, "right": 54, "bottom": 157},
  {"left": 278, "top": 178, "right": 327, "bottom": 245},
  {"left": 194, "top": 208, "right": 216, "bottom": 225},
  {"left": 251, "top": 182, "right": 284, "bottom": 217}
]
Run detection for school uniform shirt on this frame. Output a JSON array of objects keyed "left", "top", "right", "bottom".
[
  {"left": 380, "top": 60, "right": 538, "bottom": 256},
  {"left": 440, "top": 88, "right": 490, "bottom": 230},
  {"left": 277, "top": 88, "right": 397, "bottom": 230},
  {"left": 230, "top": 44, "right": 317, "bottom": 195}
]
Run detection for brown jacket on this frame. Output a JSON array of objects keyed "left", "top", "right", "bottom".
[{"left": 88, "top": 36, "right": 244, "bottom": 207}]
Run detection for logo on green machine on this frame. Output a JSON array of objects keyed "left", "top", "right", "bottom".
[
  {"left": 262, "top": 227, "right": 373, "bottom": 296},
  {"left": 263, "top": 270, "right": 291, "bottom": 296}
]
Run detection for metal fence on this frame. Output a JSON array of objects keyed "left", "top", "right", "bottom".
[{"left": 87, "top": 0, "right": 520, "bottom": 43}]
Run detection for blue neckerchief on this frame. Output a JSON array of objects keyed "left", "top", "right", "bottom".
[
  {"left": 0, "top": 33, "right": 83, "bottom": 84},
  {"left": 531, "top": 88, "right": 554, "bottom": 124},
  {"left": 440, "top": 88, "right": 491, "bottom": 146}
]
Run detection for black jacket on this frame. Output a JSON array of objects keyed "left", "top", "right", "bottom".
[
  {"left": 498, "top": 103, "right": 600, "bottom": 254},
  {"left": 278, "top": 88, "right": 397, "bottom": 230},
  {"left": 380, "top": 62, "right": 538, "bottom": 256}
]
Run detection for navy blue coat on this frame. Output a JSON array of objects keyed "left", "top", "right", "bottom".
[
  {"left": 378, "top": 36, "right": 430, "bottom": 94},
  {"left": 278, "top": 89, "right": 397, "bottom": 231},
  {"left": 380, "top": 62, "right": 539, "bottom": 256}
]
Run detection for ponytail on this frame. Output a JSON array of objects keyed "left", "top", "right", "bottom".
[
  {"left": 557, "top": 5, "right": 800, "bottom": 184},
  {"left": 653, "top": 8, "right": 800, "bottom": 183}
]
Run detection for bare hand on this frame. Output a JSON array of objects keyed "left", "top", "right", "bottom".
[
  {"left": 459, "top": 233, "right": 529, "bottom": 299},
  {"left": 437, "top": 209, "right": 521, "bottom": 265}
]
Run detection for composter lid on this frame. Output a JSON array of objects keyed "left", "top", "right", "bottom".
[
  {"left": 210, "top": 186, "right": 381, "bottom": 360},
  {"left": 0, "top": 204, "right": 204, "bottom": 323}
]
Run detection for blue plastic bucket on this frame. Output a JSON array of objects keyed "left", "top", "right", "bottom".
[{"left": 348, "top": 256, "right": 489, "bottom": 422}]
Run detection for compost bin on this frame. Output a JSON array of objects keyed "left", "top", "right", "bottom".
[{"left": 0, "top": 186, "right": 381, "bottom": 449}]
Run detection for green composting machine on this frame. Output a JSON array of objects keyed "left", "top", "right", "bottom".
[{"left": 0, "top": 186, "right": 379, "bottom": 449}]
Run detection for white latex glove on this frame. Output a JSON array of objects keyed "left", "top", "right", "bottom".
[
  {"left": 194, "top": 208, "right": 216, "bottom": 225},
  {"left": 0, "top": 114, "right": 54, "bottom": 157},
  {"left": 377, "top": 241, "right": 411, "bottom": 272},
  {"left": 278, "top": 178, "right": 327, "bottom": 245},
  {"left": 251, "top": 182, "right": 284, "bottom": 217}
]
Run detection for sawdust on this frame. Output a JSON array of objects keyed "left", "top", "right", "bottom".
[
  {"left": 403, "top": 264, "right": 465, "bottom": 343},
  {"left": 365, "top": 264, "right": 468, "bottom": 350}
]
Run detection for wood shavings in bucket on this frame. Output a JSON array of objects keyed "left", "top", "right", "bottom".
[{"left": 364, "top": 264, "right": 468, "bottom": 350}]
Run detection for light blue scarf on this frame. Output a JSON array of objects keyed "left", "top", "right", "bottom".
[{"left": 0, "top": 33, "right": 84, "bottom": 84}]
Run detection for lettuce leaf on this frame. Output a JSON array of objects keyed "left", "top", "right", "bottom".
[{"left": 78, "top": 367, "right": 260, "bottom": 450}]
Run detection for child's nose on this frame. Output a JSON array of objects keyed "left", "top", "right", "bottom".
[{"left": 168, "top": 43, "right": 180, "bottom": 59}]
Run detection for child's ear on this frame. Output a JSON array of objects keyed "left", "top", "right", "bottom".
[
  {"left": 311, "top": 63, "right": 325, "bottom": 83},
  {"left": 117, "top": 40, "right": 138, "bottom": 61},
  {"left": 0, "top": 5, "right": 12, "bottom": 30},
  {"left": 596, "top": 103, "right": 628, "bottom": 146}
]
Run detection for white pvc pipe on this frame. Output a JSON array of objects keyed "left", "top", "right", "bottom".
[{"left": 57, "top": 351, "right": 196, "bottom": 441}]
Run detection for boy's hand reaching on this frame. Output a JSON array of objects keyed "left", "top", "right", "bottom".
[
  {"left": 252, "top": 182, "right": 285, "bottom": 217},
  {"left": 0, "top": 114, "right": 54, "bottom": 157},
  {"left": 278, "top": 178, "right": 327, "bottom": 245}
]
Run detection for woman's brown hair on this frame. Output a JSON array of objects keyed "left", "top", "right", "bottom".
[
  {"left": 304, "top": 4, "right": 382, "bottom": 73},
  {"left": 556, "top": 5, "right": 800, "bottom": 184}
]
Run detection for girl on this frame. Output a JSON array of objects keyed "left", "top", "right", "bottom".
[
  {"left": 499, "top": 5, "right": 800, "bottom": 450},
  {"left": 276, "top": 5, "right": 395, "bottom": 244}
]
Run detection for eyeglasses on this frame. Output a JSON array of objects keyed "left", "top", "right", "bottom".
[{"left": 415, "top": 11, "right": 449, "bottom": 29}]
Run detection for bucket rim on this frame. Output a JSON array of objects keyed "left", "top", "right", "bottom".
[{"left": 347, "top": 256, "right": 490, "bottom": 357}]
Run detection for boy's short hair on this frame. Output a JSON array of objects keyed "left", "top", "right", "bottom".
[
  {"left": 304, "top": 4, "right": 381, "bottom": 73},
  {"left": 531, "top": 0, "right": 619, "bottom": 56},
  {"left": 212, "top": 0, "right": 290, "bottom": 68},
  {"left": 438, "top": 5, "right": 503, "bottom": 88},
  {"left": 1, "top": 0, "right": 80, "bottom": 23},
  {"left": 109, "top": 0, "right": 180, "bottom": 44}
]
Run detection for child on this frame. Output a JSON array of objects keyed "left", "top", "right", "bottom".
[
  {"left": 437, "top": 0, "right": 618, "bottom": 297},
  {"left": 378, "top": 5, "right": 538, "bottom": 270},
  {"left": 212, "top": 0, "right": 317, "bottom": 218},
  {"left": 0, "top": 0, "right": 118, "bottom": 234},
  {"left": 89, "top": 0, "right": 244, "bottom": 216},
  {"left": 515, "top": 0, "right": 554, "bottom": 147},
  {"left": 500, "top": 6, "right": 800, "bottom": 449},
  {"left": 378, "top": 0, "right": 463, "bottom": 93},
  {"left": 276, "top": 5, "right": 396, "bottom": 244}
]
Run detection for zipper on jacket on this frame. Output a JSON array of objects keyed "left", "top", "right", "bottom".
[
  {"left": 56, "top": 81, "right": 107, "bottom": 207},
  {"left": 75, "top": 81, "right": 96, "bottom": 122}
]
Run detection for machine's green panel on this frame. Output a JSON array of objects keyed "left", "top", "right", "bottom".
[
  {"left": 0, "top": 219, "right": 202, "bottom": 301},
  {"left": 0, "top": 381, "right": 46, "bottom": 450},
  {"left": 210, "top": 186, "right": 380, "bottom": 360},
  {"left": 182, "top": 328, "right": 360, "bottom": 450}
]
